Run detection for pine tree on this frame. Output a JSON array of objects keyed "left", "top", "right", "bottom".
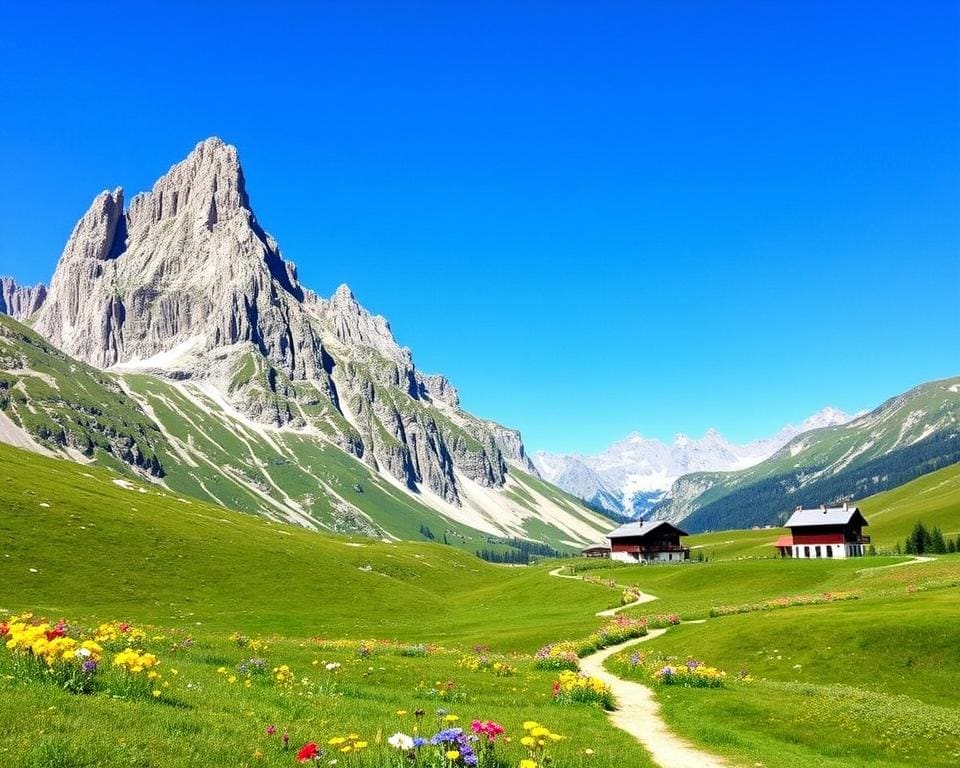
[
  {"left": 894, "top": 541, "right": 902, "bottom": 555},
  {"left": 929, "top": 527, "right": 947, "bottom": 554},
  {"left": 906, "top": 521, "right": 929, "bottom": 555},
  {"left": 947, "top": 538, "right": 957, "bottom": 554}
]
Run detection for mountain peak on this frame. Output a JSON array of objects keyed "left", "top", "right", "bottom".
[
  {"left": 800, "top": 406, "right": 851, "bottom": 431},
  {"left": 126, "top": 137, "right": 247, "bottom": 230},
  {"left": 0, "top": 277, "right": 47, "bottom": 319}
]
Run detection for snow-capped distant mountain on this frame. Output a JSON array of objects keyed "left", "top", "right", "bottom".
[{"left": 533, "top": 407, "right": 853, "bottom": 517}]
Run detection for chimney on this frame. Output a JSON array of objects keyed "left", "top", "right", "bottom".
[
  {"left": 820, "top": 504, "right": 827, "bottom": 513},
  {"left": 795, "top": 505, "right": 802, "bottom": 512},
  {"left": 843, "top": 501, "right": 849, "bottom": 512}
]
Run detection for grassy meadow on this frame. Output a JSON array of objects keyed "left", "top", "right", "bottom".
[{"left": 1, "top": 440, "right": 959, "bottom": 767}]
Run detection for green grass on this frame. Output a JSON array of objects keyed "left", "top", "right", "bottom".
[{"left": 3, "top": 437, "right": 960, "bottom": 768}]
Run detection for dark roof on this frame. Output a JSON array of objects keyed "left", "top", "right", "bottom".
[
  {"left": 607, "top": 519, "right": 689, "bottom": 539},
  {"left": 784, "top": 505, "right": 867, "bottom": 528}
]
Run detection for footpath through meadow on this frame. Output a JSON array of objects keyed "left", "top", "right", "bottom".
[{"left": 549, "top": 566, "right": 731, "bottom": 768}]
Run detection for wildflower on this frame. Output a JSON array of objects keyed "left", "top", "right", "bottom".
[
  {"left": 388, "top": 732, "right": 415, "bottom": 751},
  {"left": 266, "top": 725, "right": 276, "bottom": 736},
  {"left": 446, "top": 750, "right": 460, "bottom": 760},
  {"left": 296, "top": 742, "right": 319, "bottom": 762},
  {"left": 520, "top": 761, "right": 538, "bottom": 768}
]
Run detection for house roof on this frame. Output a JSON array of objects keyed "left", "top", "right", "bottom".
[
  {"left": 607, "top": 519, "right": 689, "bottom": 539},
  {"left": 784, "top": 505, "right": 867, "bottom": 528}
]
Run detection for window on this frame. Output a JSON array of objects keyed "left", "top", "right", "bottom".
[{"left": 804, "top": 546, "right": 810, "bottom": 558}]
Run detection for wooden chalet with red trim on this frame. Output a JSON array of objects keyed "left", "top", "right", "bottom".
[
  {"left": 607, "top": 520, "right": 690, "bottom": 564},
  {"left": 775, "top": 503, "right": 870, "bottom": 559}
]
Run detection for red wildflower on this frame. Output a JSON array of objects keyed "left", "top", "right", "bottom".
[
  {"left": 118, "top": 622, "right": 131, "bottom": 633},
  {"left": 45, "top": 622, "right": 67, "bottom": 641},
  {"left": 470, "top": 720, "right": 505, "bottom": 741},
  {"left": 296, "top": 742, "right": 318, "bottom": 762},
  {"left": 0, "top": 622, "right": 8, "bottom": 637}
]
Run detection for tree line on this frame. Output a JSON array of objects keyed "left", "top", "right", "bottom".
[{"left": 896, "top": 521, "right": 958, "bottom": 555}]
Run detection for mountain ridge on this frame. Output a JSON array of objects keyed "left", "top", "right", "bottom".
[
  {"left": 534, "top": 406, "right": 853, "bottom": 516},
  {"left": 0, "top": 137, "right": 609, "bottom": 549}
]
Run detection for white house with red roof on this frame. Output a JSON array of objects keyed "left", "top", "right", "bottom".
[{"left": 775, "top": 503, "right": 870, "bottom": 559}]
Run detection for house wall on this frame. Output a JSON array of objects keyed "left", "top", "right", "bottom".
[
  {"left": 610, "top": 549, "right": 687, "bottom": 564},
  {"left": 791, "top": 542, "right": 866, "bottom": 559}
]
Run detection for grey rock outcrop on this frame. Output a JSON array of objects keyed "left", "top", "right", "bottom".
[
  {"left": 33, "top": 137, "right": 532, "bottom": 507},
  {"left": 0, "top": 278, "right": 48, "bottom": 319}
]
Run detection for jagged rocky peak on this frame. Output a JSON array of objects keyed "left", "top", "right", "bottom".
[
  {"left": 0, "top": 277, "right": 48, "bottom": 319},
  {"left": 126, "top": 137, "right": 249, "bottom": 231},
  {"left": 313, "top": 283, "right": 409, "bottom": 364},
  {"left": 419, "top": 373, "right": 460, "bottom": 407},
  {"left": 35, "top": 136, "right": 316, "bottom": 371},
  {"left": 30, "top": 137, "right": 541, "bottom": 509},
  {"left": 60, "top": 188, "right": 125, "bottom": 262}
]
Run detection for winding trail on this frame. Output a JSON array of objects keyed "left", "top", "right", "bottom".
[
  {"left": 548, "top": 566, "right": 659, "bottom": 616},
  {"left": 858, "top": 555, "right": 935, "bottom": 572},
  {"left": 578, "top": 631, "right": 729, "bottom": 768},
  {"left": 549, "top": 565, "right": 730, "bottom": 767}
]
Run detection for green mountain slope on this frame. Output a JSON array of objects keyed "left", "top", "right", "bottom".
[
  {"left": 0, "top": 440, "right": 611, "bottom": 647},
  {"left": 0, "top": 314, "right": 611, "bottom": 551},
  {"left": 657, "top": 376, "right": 960, "bottom": 531}
]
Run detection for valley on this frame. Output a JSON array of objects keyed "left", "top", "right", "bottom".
[{"left": 1, "top": 440, "right": 957, "bottom": 767}]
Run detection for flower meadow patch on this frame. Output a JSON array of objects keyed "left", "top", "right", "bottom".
[
  {"left": 551, "top": 671, "right": 614, "bottom": 709},
  {"left": 2, "top": 613, "right": 168, "bottom": 697},
  {"left": 533, "top": 641, "right": 580, "bottom": 671},
  {"left": 575, "top": 615, "right": 649, "bottom": 656},
  {"left": 709, "top": 591, "right": 860, "bottom": 617},
  {"left": 2, "top": 608, "right": 625, "bottom": 767},
  {"left": 619, "top": 648, "right": 745, "bottom": 689}
]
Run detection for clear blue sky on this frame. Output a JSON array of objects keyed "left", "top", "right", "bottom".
[{"left": 1, "top": 2, "right": 958, "bottom": 454}]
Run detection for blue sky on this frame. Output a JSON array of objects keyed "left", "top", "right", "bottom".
[{"left": 1, "top": 2, "right": 957, "bottom": 454}]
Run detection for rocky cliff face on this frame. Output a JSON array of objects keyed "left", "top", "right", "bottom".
[
  {"left": 33, "top": 137, "right": 536, "bottom": 507},
  {"left": 0, "top": 278, "right": 47, "bottom": 320}
]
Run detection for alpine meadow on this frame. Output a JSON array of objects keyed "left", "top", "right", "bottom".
[{"left": 1, "top": 4, "right": 958, "bottom": 768}]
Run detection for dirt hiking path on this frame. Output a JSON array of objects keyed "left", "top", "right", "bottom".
[
  {"left": 579, "top": 631, "right": 731, "bottom": 768},
  {"left": 547, "top": 566, "right": 659, "bottom": 615}
]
